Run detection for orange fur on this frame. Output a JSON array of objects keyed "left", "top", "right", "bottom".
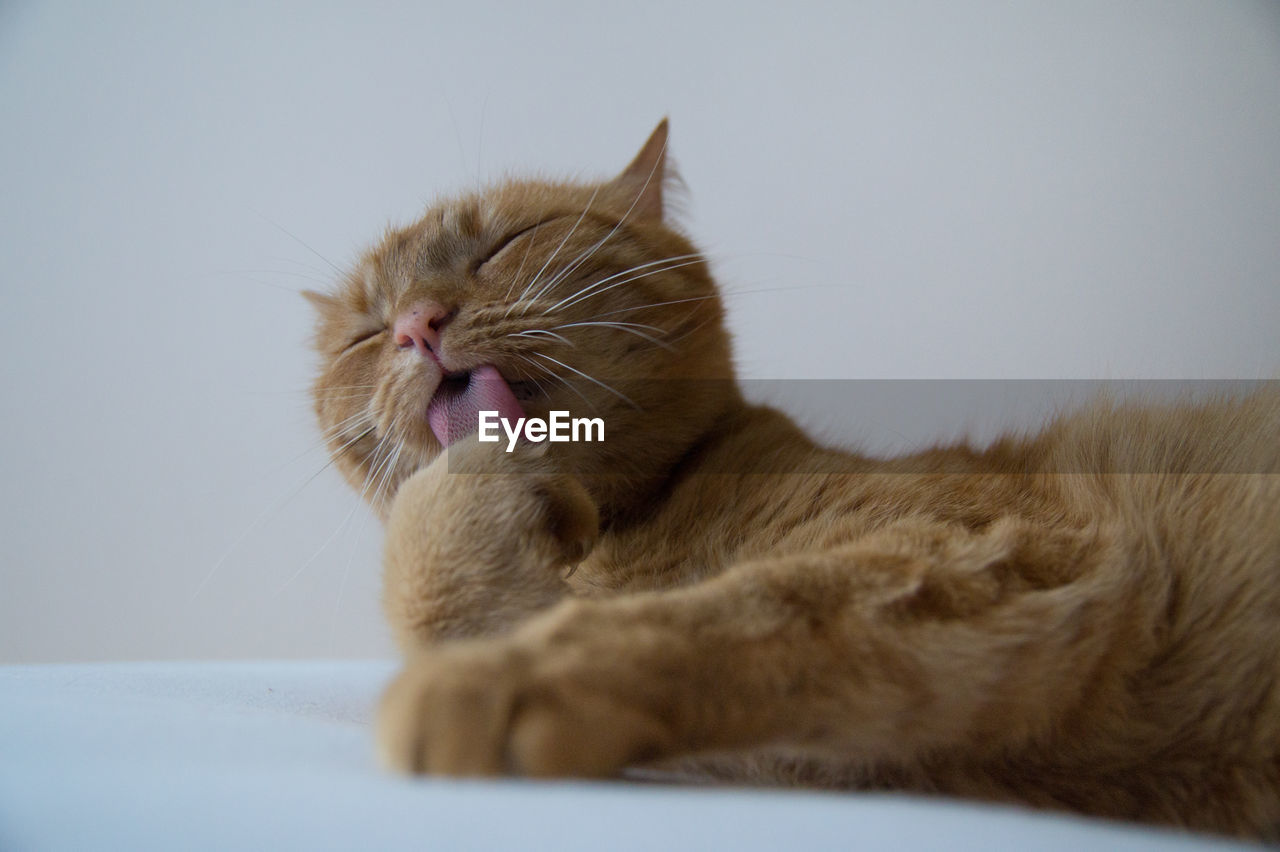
[{"left": 308, "top": 121, "right": 1280, "bottom": 839}]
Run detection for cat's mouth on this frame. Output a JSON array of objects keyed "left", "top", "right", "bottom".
[
  {"left": 434, "top": 369, "right": 474, "bottom": 402},
  {"left": 425, "top": 365, "right": 530, "bottom": 448},
  {"left": 435, "top": 369, "right": 538, "bottom": 404}
]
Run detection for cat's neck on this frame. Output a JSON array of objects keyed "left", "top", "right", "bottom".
[
  {"left": 682, "top": 400, "right": 879, "bottom": 478},
  {"left": 597, "top": 397, "right": 864, "bottom": 528}
]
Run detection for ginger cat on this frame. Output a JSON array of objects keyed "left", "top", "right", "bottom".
[{"left": 307, "top": 121, "right": 1280, "bottom": 839}]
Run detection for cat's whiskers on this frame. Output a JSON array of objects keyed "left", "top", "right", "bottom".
[
  {"left": 502, "top": 221, "right": 540, "bottom": 305},
  {"left": 313, "top": 408, "right": 378, "bottom": 441},
  {"left": 665, "top": 313, "right": 715, "bottom": 349},
  {"left": 532, "top": 351, "right": 639, "bottom": 410},
  {"left": 547, "top": 256, "right": 709, "bottom": 316},
  {"left": 272, "top": 494, "right": 365, "bottom": 597},
  {"left": 518, "top": 132, "right": 669, "bottom": 311},
  {"left": 322, "top": 405, "right": 379, "bottom": 426},
  {"left": 333, "top": 413, "right": 408, "bottom": 615},
  {"left": 547, "top": 282, "right": 822, "bottom": 331},
  {"left": 547, "top": 320, "right": 675, "bottom": 352},
  {"left": 196, "top": 421, "right": 374, "bottom": 601},
  {"left": 554, "top": 319, "right": 664, "bottom": 334},
  {"left": 362, "top": 417, "right": 407, "bottom": 507},
  {"left": 282, "top": 412, "right": 375, "bottom": 467},
  {"left": 300, "top": 387, "right": 380, "bottom": 406},
  {"left": 215, "top": 268, "right": 335, "bottom": 295},
  {"left": 311, "top": 392, "right": 381, "bottom": 404},
  {"left": 515, "top": 353, "right": 599, "bottom": 413},
  {"left": 312, "top": 420, "right": 377, "bottom": 469},
  {"left": 524, "top": 373, "right": 553, "bottom": 400},
  {"left": 507, "top": 329, "right": 574, "bottom": 347},
  {"left": 579, "top": 295, "right": 718, "bottom": 321},
  {"left": 277, "top": 412, "right": 403, "bottom": 596},
  {"left": 507, "top": 185, "right": 602, "bottom": 317},
  {"left": 537, "top": 253, "right": 699, "bottom": 316},
  {"left": 245, "top": 384, "right": 377, "bottom": 401},
  {"left": 254, "top": 210, "right": 347, "bottom": 279},
  {"left": 538, "top": 254, "right": 704, "bottom": 317},
  {"left": 256, "top": 269, "right": 339, "bottom": 286},
  {"left": 272, "top": 255, "right": 340, "bottom": 279}
]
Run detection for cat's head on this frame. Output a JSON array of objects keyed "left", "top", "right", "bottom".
[{"left": 307, "top": 121, "right": 737, "bottom": 516}]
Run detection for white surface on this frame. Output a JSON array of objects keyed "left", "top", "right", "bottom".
[
  {"left": 0, "top": 661, "right": 1255, "bottom": 852},
  {"left": 0, "top": 2, "right": 1278, "bottom": 662}
]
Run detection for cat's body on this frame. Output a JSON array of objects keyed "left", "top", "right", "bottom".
[{"left": 308, "top": 122, "right": 1280, "bottom": 838}]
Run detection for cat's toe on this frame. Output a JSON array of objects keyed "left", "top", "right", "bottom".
[
  {"left": 505, "top": 684, "right": 671, "bottom": 778},
  {"left": 377, "top": 648, "right": 517, "bottom": 776},
  {"left": 376, "top": 643, "right": 670, "bottom": 779}
]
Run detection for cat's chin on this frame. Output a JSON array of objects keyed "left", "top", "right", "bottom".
[{"left": 426, "top": 364, "right": 525, "bottom": 447}]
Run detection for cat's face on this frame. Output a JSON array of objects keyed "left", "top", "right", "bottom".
[{"left": 307, "top": 122, "right": 736, "bottom": 515}]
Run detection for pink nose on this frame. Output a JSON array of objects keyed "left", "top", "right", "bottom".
[{"left": 393, "top": 300, "right": 454, "bottom": 358}]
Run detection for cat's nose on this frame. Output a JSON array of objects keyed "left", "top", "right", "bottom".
[{"left": 393, "top": 300, "right": 454, "bottom": 358}]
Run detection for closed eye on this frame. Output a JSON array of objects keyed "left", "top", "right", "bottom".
[
  {"left": 474, "top": 218, "right": 555, "bottom": 271},
  {"left": 344, "top": 328, "right": 384, "bottom": 351}
]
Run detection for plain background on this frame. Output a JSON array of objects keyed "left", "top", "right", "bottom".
[{"left": 1, "top": 1, "right": 1277, "bottom": 663}]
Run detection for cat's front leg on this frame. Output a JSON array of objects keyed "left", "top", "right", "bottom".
[
  {"left": 378, "top": 518, "right": 1137, "bottom": 779},
  {"left": 382, "top": 434, "right": 598, "bottom": 646}
]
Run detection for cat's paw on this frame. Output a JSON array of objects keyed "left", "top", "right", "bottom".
[
  {"left": 377, "top": 640, "right": 673, "bottom": 778},
  {"left": 383, "top": 435, "right": 599, "bottom": 643},
  {"left": 442, "top": 432, "right": 599, "bottom": 564},
  {"left": 388, "top": 432, "right": 598, "bottom": 570}
]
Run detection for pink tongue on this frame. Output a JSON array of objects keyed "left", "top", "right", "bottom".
[{"left": 427, "top": 364, "right": 525, "bottom": 447}]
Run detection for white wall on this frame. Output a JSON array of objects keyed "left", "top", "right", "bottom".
[{"left": 1, "top": 1, "right": 1277, "bottom": 662}]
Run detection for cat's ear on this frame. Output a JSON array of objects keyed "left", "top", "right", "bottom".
[
  {"left": 301, "top": 289, "right": 339, "bottom": 314},
  {"left": 611, "top": 118, "right": 669, "bottom": 222}
]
